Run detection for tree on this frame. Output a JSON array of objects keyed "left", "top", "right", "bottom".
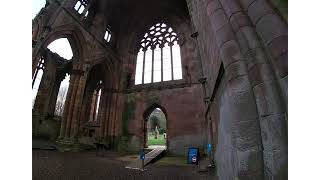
[{"left": 149, "top": 115, "right": 159, "bottom": 131}]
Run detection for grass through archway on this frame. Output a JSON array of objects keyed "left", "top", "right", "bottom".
[{"left": 147, "top": 108, "right": 167, "bottom": 147}]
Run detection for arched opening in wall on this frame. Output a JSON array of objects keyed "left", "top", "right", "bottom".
[
  {"left": 78, "top": 64, "right": 105, "bottom": 143},
  {"left": 32, "top": 56, "right": 45, "bottom": 108},
  {"left": 47, "top": 38, "right": 73, "bottom": 60},
  {"left": 54, "top": 74, "right": 70, "bottom": 116},
  {"left": 144, "top": 106, "right": 167, "bottom": 150},
  {"left": 32, "top": 38, "right": 73, "bottom": 115},
  {"left": 134, "top": 23, "right": 182, "bottom": 85}
]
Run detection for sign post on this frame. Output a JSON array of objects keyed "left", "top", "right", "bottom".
[
  {"left": 207, "top": 143, "right": 212, "bottom": 165},
  {"left": 140, "top": 149, "right": 145, "bottom": 171}
]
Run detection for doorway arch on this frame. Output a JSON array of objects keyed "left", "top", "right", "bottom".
[{"left": 143, "top": 104, "right": 168, "bottom": 149}]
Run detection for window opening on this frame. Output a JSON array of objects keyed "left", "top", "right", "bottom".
[
  {"left": 54, "top": 74, "right": 70, "bottom": 116},
  {"left": 89, "top": 80, "right": 102, "bottom": 122},
  {"left": 104, "top": 28, "right": 112, "bottom": 42},
  {"left": 47, "top": 38, "right": 73, "bottom": 60},
  {"left": 74, "top": 0, "right": 89, "bottom": 14},
  {"left": 134, "top": 23, "right": 182, "bottom": 85},
  {"left": 32, "top": 56, "right": 45, "bottom": 108}
]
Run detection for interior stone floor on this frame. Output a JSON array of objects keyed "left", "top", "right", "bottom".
[{"left": 33, "top": 150, "right": 214, "bottom": 180}]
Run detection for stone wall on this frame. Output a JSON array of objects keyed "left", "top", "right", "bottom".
[
  {"left": 121, "top": 84, "right": 205, "bottom": 155},
  {"left": 186, "top": 0, "right": 288, "bottom": 179}
]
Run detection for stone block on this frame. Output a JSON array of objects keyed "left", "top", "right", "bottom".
[
  {"left": 248, "top": 62, "right": 275, "bottom": 87},
  {"left": 239, "top": 26, "right": 261, "bottom": 50},
  {"left": 219, "top": 40, "right": 243, "bottom": 67},
  {"left": 245, "top": 48, "right": 266, "bottom": 69},
  {"left": 234, "top": 119, "right": 262, "bottom": 151},
  {"left": 253, "top": 80, "right": 285, "bottom": 116},
  {"left": 222, "top": 76, "right": 259, "bottom": 122},
  {"left": 220, "top": 0, "right": 242, "bottom": 19},
  {"left": 206, "top": 0, "right": 223, "bottom": 18},
  {"left": 239, "top": 0, "right": 257, "bottom": 11},
  {"left": 210, "top": 9, "right": 229, "bottom": 32},
  {"left": 248, "top": 0, "right": 275, "bottom": 25},
  {"left": 225, "top": 60, "right": 248, "bottom": 82},
  {"left": 256, "top": 13, "right": 287, "bottom": 45},
  {"left": 274, "top": 50, "right": 288, "bottom": 78},
  {"left": 267, "top": 35, "right": 288, "bottom": 59},
  {"left": 236, "top": 149, "right": 264, "bottom": 179},
  {"left": 260, "top": 113, "right": 287, "bottom": 151},
  {"left": 230, "top": 12, "right": 252, "bottom": 33},
  {"left": 263, "top": 148, "right": 288, "bottom": 179}
]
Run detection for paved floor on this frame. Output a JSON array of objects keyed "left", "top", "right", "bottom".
[{"left": 33, "top": 150, "right": 215, "bottom": 180}]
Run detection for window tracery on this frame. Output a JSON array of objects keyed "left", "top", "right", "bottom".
[
  {"left": 32, "top": 56, "right": 45, "bottom": 108},
  {"left": 74, "top": 0, "right": 89, "bottom": 17},
  {"left": 135, "top": 23, "right": 182, "bottom": 85}
]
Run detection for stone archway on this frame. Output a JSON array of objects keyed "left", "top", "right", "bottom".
[{"left": 143, "top": 104, "right": 168, "bottom": 149}]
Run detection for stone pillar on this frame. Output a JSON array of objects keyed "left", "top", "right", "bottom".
[
  {"left": 204, "top": 0, "right": 264, "bottom": 179},
  {"left": 98, "top": 90, "right": 107, "bottom": 139},
  {"left": 70, "top": 72, "right": 88, "bottom": 140},
  {"left": 239, "top": 0, "right": 288, "bottom": 105},
  {"left": 219, "top": 0, "right": 288, "bottom": 178},
  {"left": 58, "top": 73, "right": 77, "bottom": 139}
]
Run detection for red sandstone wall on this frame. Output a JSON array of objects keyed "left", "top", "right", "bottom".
[{"left": 123, "top": 84, "right": 205, "bottom": 155}]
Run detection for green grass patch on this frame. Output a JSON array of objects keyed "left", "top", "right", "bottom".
[{"left": 147, "top": 133, "right": 166, "bottom": 145}]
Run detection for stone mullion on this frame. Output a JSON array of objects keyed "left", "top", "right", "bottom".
[
  {"left": 169, "top": 43, "right": 174, "bottom": 80},
  {"left": 80, "top": 1, "right": 91, "bottom": 20},
  {"left": 160, "top": 45, "right": 164, "bottom": 82},
  {"left": 59, "top": 74, "right": 76, "bottom": 139},
  {"left": 32, "top": 68, "right": 39, "bottom": 88},
  {"left": 151, "top": 47, "right": 155, "bottom": 83},
  {"left": 141, "top": 50, "right": 146, "bottom": 84}
]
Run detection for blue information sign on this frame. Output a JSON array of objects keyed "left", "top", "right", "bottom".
[
  {"left": 187, "top": 147, "right": 199, "bottom": 164},
  {"left": 207, "top": 143, "right": 212, "bottom": 153},
  {"left": 140, "top": 150, "right": 145, "bottom": 160}
]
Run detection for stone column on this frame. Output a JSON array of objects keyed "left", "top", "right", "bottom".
[
  {"left": 239, "top": 0, "right": 288, "bottom": 105},
  {"left": 204, "top": 0, "right": 264, "bottom": 179},
  {"left": 64, "top": 74, "right": 80, "bottom": 139},
  {"left": 58, "top": 73, "right": 77, "bottom": 139},
  {"left": 70, "top": 70, "right": 88, "bottom": 140},
  {"left": 219, "top": 0, "right": 288, "bottom": 178}
]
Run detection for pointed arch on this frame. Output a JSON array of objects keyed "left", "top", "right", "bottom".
[
  {"left": 134, "top": 23, "right": 182, "bottom": 85},
  {"left": 47, "top": 38, "right": 73, "bottom": 60}
]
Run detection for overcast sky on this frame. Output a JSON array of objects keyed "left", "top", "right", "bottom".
[{"left": 32, "top": 0, "right": 46, "bottom": 19}]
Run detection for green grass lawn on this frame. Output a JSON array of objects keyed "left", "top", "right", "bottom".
[{"left": 148, "top": 133, "right": 166, "bottom": 145}]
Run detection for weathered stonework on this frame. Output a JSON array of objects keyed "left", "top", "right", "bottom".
[{"left": 32, "top": 0, "right": 287, "bottom": 179}]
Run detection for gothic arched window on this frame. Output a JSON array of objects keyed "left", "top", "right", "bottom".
[
  {"left": 104, "top": 27, "right": 112, "bottom": 42},
  {"left": 32, "top": 56, "right": 45, "bottom": 108},
  {"left": 74, "top": 0, "right": 89, "bottom": 17},
  {"left": 89, "top": 80, "right": 102, "bottom": 122},
  {"left": 134, "top": 23, "right": 182, "bottom": 85}
]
